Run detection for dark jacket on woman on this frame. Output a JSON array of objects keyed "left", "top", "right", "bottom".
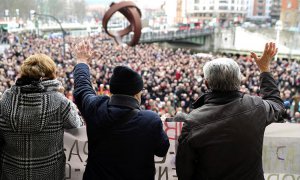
[
  {"left": 176, "top": 72, "right": 285, "bottom": 180},
  {"left": 0, "top": 78, "right": 82, "bottom": 180},
  {"left": 73, "top": 63, "right": 170, "bottom": 180}
]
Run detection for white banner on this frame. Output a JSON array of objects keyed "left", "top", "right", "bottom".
[{"left": 64, "top": 123, "right": 300, "bottom": 180}]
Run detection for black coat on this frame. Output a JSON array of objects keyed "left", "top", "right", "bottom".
[
  {"left": 176, "top": 72, "right": 285, "bottom": 180},
  {"left": 73, "top": 63, "right": 170, "bottom": 180}
]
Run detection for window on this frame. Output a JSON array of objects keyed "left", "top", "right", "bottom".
[
  {"left": 194, "top": 6, "right": 199, "bottom": 10},
  {"left": 203, "top": 6, "right": 206, "bottom": 10},
  {"left": 194, "top": 0, "right": 200, "bottom": 3},
  {"left": 258, "top": 13, "right": 263, "bottom": 16},
  {"left": 219, "top": 6, "right": 228, "bottom": 10},
  {"left": 287, "top": 1, "right": 292, "bottom": 8},
  {"left": 232, "top": 0, "right": 235, "bottom": 3},
  {"left": 210, "top": 6, "right": 214, "bottom": 10},
  {"left": 231, "top": 6, "right": 234, "bottom": 10}
]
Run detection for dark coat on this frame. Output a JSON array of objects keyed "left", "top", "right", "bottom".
[
  {"left": 176, "top": 72, "right": 285, "bottom": 180},
  {"left": 73, "top": 63, "right": 170, "bottom": 180}
]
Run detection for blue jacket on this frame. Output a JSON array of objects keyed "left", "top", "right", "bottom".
[{"left": 73, "top": 63, "right": 170, "bottom": 180}]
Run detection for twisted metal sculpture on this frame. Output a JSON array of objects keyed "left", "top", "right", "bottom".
[{"left": 102, "top": 1, "right": 142, "bottom": 46}]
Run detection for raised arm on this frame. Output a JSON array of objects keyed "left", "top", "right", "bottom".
[
  {"left": 73, "top": 41, "right": 101, "bottom": 120},
  {"left": 251, "top": 42, "right": 285, "bottom": 125}
]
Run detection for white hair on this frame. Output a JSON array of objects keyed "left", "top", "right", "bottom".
[{"left": 203, "top": 58, "right": 241, "bottom": 91}]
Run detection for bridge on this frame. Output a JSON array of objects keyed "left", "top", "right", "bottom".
[
  {"left": 13, "top": 23, "right": 214, "bottom": 48},
  {"left": 122, "top": 27, "right": 300, "bottom": 59},
  {"left": 123, "top": 28, "right": 214, "bottom": 46},
  {"left": 32, "top": 24, "right": 214, "bottom": 47}
]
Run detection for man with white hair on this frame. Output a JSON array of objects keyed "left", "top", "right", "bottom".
[{"left": 176, "top": 42, "right": 285, "bottom": 180}]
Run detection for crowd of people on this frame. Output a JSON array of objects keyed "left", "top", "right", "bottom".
[{"left": 0, "top": 32, "right": 299, "bottom": 122}]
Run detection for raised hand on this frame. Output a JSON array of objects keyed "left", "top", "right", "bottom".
[
  {"left": 250, "top": 42, "right": 278, "bottom": 72},
  {"left": 74, "top": 41, "right": 94, "bottom": 64}
]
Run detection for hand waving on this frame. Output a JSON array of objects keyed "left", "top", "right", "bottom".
[
  {"left": 74, "top": 41, "right": 94, "bottom": 64},
  {"left": 250, "top": 42, "right": 278, "bottom": 72}
]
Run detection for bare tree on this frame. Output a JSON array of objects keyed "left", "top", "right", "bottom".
[
  {"left": 72, "top": 0, "right": 87, "bottom": 23},
  {"left": 46, "top": 0, "right": 66, "bottom": 20},
  {"left": 0, "top": 0, "right": 86, "bottom": 22},
  {"left": 0, "top": 0, "right": 37, "bottom": 20}
]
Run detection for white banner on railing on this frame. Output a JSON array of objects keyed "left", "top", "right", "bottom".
[{"left": 64, "top": 123, "right": 300, "bottom": 180}]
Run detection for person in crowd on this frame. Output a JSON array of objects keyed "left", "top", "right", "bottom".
[
  {"left": 72, "top": 42, "right": 170, "bottom": 180},
  {"left": 176, "top": 42, "right": 285, "bottom": 180},
  {"left": 0, "top": 54, "right": 82, "bottom": 180},
  {"left": 291, "top": 111, "right": 300, "bottom": 123}
]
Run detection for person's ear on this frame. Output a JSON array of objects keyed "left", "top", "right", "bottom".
[
  {"left": 205, "top": 79, "right": 209, "bottom": 89},
  {"left": 134, "top": 91, "right": 142, "bottom": 105}
]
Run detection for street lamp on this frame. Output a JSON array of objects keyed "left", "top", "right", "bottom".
[
  {"left": 16, "top": 9, "right": 20, "bottom": 27},
  {"left": 275, "top": 20, "right": 282, "bottom": 61},
  {"left": 31, "top": 11, "right": 66, "bottom": 58},
  {"left": 4, "top": 9, "right": 9, "bottom": 21},
  {"left": 16, "top": 9, "right": 19, "bottom": 19}
]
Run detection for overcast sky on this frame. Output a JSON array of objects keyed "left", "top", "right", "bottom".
[
  {"left": 85, "top": 0, "right": 164, "bottom": 8},
  {"left": 85, "top": 0, "right": 175, "bottom": 20},
  {"left": 85, "top": 0, "right": 112, "bottom": 6}
]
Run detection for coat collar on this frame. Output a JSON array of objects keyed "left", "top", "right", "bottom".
[
  {"left": 193, "top": 91, "right": 244, "bottom": 108},
  {"left": 109, "top": 94, "right": 141, "bottom": 110},
  {"left": 12, "top": 79, "right": 62, "bottom": 94}
]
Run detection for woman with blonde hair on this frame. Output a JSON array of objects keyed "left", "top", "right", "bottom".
[{"left": 0, "top": 54, "right": 82, "bottom": 180}]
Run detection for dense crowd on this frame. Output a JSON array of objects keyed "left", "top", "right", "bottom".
[{"left": 0, "top": 32, "right": 300, "bottom": 122}]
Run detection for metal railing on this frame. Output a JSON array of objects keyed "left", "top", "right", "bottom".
[{"left": 123, "top": 28, "right": 214, "bottom": 43}]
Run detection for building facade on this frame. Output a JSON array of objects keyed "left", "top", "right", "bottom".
[
  {"left": 270, "top": 0, "right": 282, "bottom": 22},
  {"left": 280, "top": 0, "right": 300, "bottom": 29},
  {"left": 246, "top": 0, "right": 272, "bottom": 20},
  {"left": 187, "top": 0, "right": 248, "bottom": 24}
]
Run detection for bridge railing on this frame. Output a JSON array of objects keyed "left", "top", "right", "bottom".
[{"left": 123, "top": 28, "right": 214, "bottom": 43}]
